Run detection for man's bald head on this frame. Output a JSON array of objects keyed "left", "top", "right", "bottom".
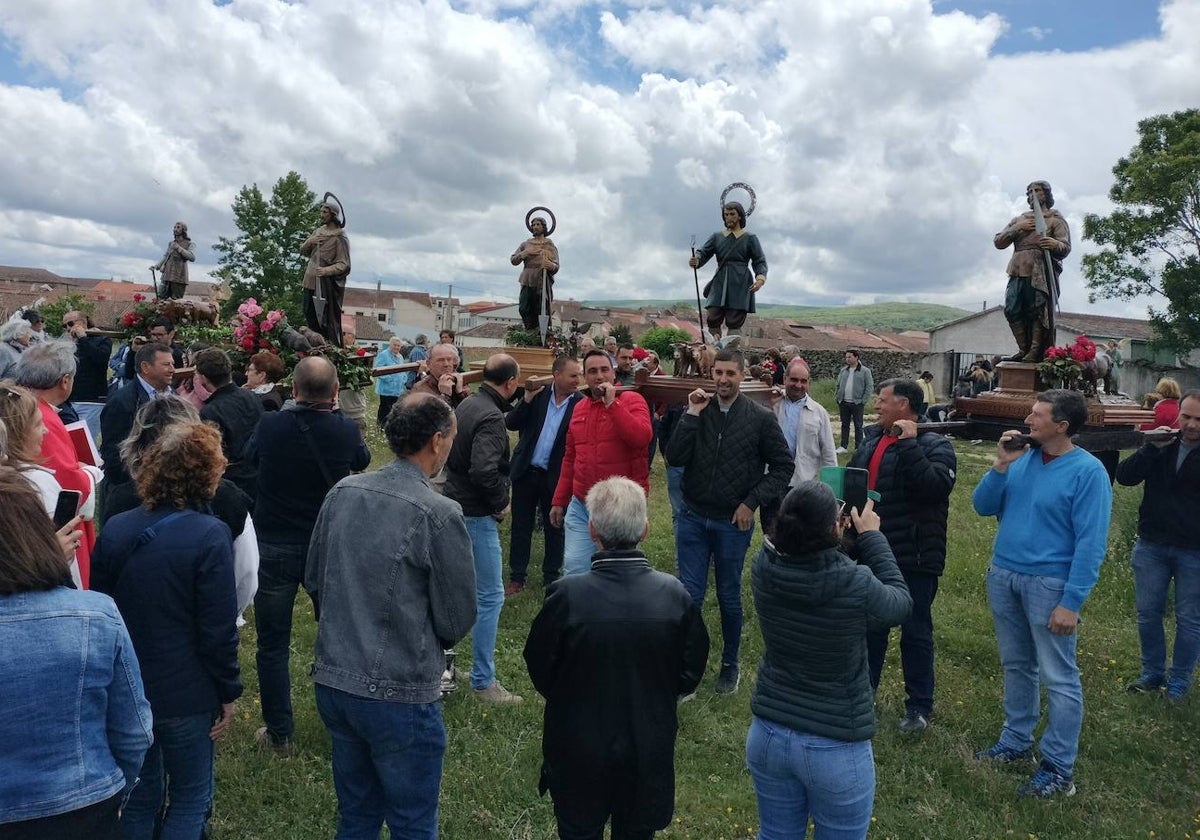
[{"left": 294, "top": 356, "right": 338, "bottom": 401}]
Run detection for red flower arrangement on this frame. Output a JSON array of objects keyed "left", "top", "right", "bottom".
[
  {"left": 1038, "top": 335, "right": 1097, "bottom": 390},
  {"left": 231, "top": 298, "right": 286, "bottom": 354}
]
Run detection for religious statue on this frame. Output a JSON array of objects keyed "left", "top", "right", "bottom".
[
  {"left": 301, "top": 192, "right": 351, "bottom": 347},
  {"left": 993, "top": 180, "right": 1071, "bottom": 362},
  {"left": 511, "top": 206, "right": 559, "bottom": 341},
  {"left": 689, "top": 183, "right": 767, "bottom": 348},
  {"left": 151, "top": 221, "right": 195, "bottom": 300}
]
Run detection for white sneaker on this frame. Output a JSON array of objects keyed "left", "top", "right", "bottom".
[
  {"left": 835, "top": 446, "right": 848, "bottom": 454},
  {"left": 473, "top": 681, "right": 523, "bottom": 704}
]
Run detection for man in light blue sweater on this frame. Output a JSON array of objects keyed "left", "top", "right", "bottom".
[{"left": 972, "top": 389, "right": 1111, "bottom": 799}]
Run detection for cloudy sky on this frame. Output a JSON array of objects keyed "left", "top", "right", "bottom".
[{"left": 0, "top": 0, "right": 1195, "bottom": 319}]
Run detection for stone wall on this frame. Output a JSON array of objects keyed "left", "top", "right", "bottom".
[{"left": 766, "top": 349, "right": 928, "bottom": 384}]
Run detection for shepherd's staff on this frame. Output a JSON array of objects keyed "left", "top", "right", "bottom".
[{"left": 690, "top": 235, "right": 705, "bottom": 341}]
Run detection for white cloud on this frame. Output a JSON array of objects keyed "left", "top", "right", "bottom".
[
  {"left": 0, "top": 0, "right": 1196, "bottom": 324},
  {"left": 1024, "top": 26, "right": 1051, "bottom": 41}
]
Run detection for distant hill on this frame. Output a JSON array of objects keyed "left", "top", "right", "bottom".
[{"left": 581, "top": 300, "right": 971, "bottom": 333}]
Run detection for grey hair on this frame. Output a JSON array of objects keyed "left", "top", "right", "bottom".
[
  {"left": 585, "top": 476, "right": 647, "bottom": 550},
  {"left": 0, "top": 417, "right": 7, "bottom": 460},
  {"left": 120, "top": 395, "right": 201, "bottom": 478},
  {"left": 14, "top": 339, "right": 77, "bottom": 390},
  {"left": 1, "top": 319, "right": 33, "bottom": 344}
]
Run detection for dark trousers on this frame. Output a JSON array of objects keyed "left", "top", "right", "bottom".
[
  {"left": 867, "top": 568, "right": 939, "bottom": 716},
  {"left": 377, "top": 395, "right": 398, "bottom": 429},
  {"left": 519, "top": 285, "right": 551, "bottom": 333},
  {"left": 0, "top": 793, "right": 122, "bottom": 840},
  {"left": 838, "top": 401, "right": 865, "bottom": 448},
  {"left": 255, "top": 540, "right": 314, "bottom": 742},
  {"left": 552, "top": 759, "right": 656, "bottom": 840},
  {"left": 509, "top": 468, "right": 564, "bottom": 585}
]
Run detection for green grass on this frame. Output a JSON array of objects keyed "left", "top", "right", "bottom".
[{"left": 210, "top": 388, "right": 1200, "bottom": 839}]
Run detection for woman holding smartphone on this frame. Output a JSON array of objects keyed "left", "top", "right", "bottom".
[{"left": 747, "top": 482, "right": 912, "bottom": 839}]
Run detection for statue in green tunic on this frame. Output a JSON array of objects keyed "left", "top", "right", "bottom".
[{"left": 689, "top": 192, "right": 767, "bottom": 348}]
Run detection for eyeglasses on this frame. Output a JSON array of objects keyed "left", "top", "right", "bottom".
[{"left": 64, "top": 320, "right": 75, "bottom": 328}]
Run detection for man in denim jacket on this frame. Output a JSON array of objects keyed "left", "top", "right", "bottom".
[{"left": 305, "top": 392, "right": 478, "bottom": 838}]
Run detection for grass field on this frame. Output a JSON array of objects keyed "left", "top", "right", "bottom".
[{"left": 211, "top": 383, "right": 1200, "bottom": 839}]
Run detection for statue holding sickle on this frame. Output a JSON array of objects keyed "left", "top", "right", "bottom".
[
  {"left": 512, "top": 206, "right": 559, "bottom": 345},
  {"left": 301, "top": 191, "right": 351, "bottom": 347},
  {"left": 689, "top": 182, "right": 767, "bottom": 349}
]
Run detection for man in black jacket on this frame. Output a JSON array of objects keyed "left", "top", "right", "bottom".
[
  {"left": 1116, "top": 391, "right": 1200, "bottom": 702},
  {"left": 247, "top": 356, "right": 371, "bottom": 754},
  {"left": 666, "top": 349, "right": 792, "bottom": 694},
  {"left": 61, "top": 309, "right": 111, "bottom": 439},
  {"left": 444, "top": 353, "right": 523, "bottom": 704},
  {"left": 505, "top": 356, "right": 582, "bottom": 595},
  {"left": 524, "top": 476, "right": 709, "bottom": 840},
  {"left": 195, "top": 348, "right": 263, "bottom": 501},
  {"left": 848, "top": 378, "right": 957, "bottom": 734}
]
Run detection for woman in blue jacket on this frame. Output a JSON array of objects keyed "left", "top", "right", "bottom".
[
  {"left": 0, "top": 469, "right": 152, "bottom": 839},
  {"left": 92, "top": 422, "right": 241, "bottom": 840}
]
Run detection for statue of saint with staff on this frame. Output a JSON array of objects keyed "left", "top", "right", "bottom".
[
  {"left": 689, "top": 183, "right": 767, "bottom": 349},
  {"left": 512, "top": 207, "right": 559, "bottom": 344},
  {"left": 301, "top": 192, "right": 351, "bottom": 347}
]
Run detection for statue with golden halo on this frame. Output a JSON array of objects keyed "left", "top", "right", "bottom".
[{"left": 689, "top": 182, "right": 767, "bottom": 348}]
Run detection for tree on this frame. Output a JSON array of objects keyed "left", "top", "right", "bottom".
[
  {"left": 609, "top": 323, "right": 633, "bottom": 346},
  {"left": 637, "top": 325, "right": 694, "bottom": 359},
  {"left": 212, "top": 172, "right": 319, "bottom": 321},
  {"left": 40, "top": 293, "right": 94, "bottom": 337},
  {"left": 1083, "top": 109, "right": 1200, "bottom": 353}
]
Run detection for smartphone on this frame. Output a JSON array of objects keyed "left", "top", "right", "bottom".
[
  {"left": 843, "top": 468, "right": 869, "bottom": 517},
  {"left": 1002, "top": 434, "right": 1033, "bottom": 451},
  {"left": 52, "top": 489, "right": 83, "bottom": 529}
]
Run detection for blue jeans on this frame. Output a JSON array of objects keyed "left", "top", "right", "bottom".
[
  {"left": 120, "top": 712, "right": 215, "bottom": 840},
  {"left": 675, "top": 506, "right": 754, "bottom": 665},
  {"left": 74, "top": 400, "right": 105, "bottom": 441},
  {"left": 254, "top": 540, "right": 312, "bottom": 742},
  {"left": 746, "top": 717, "right": 875, "bottom": 840},
  {"left": 562, "top": 498, "right": 596, "bottom": 577},
  {"left": 464, "top": 516, "right": 503, "bottom": 690},
  {"left": 665, "top": 466, "right": 684, "bottom": 524},
  {"left": 1131, "top": 537, "right": 1200, "bottom": 688},
  {"left": 315, "top": 685, "right": 445, "bottom": 840},
  {"left": 986, "top": 565, "right": 1083, "bottom": 776}
]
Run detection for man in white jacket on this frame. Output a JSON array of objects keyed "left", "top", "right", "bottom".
[{"left": 763, "top": 357, "right": 836, "bottom": 534}]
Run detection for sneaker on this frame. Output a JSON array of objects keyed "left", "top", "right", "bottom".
[
  {"left": 473, "top": 681, "right": 523, "bottom": 704},
  {"left": 254, "top": 726, "right": 295, "bottom": 758},
  {"left": 1017, "top": 761, "right": 1076, "bottom": 799},
  {"left": 1126, "top": 674, "right": 1166, "bottom": 693},
  {"left": 504, "top": 581, "right": 524, "bottom": 598},
  {"left": 1166, "top": 679, "right": 1190, "bottom": 705},
  {"left": 898, "top": 711, "right": 929, "bottom": 734},
  {"left": 715, "top": 663, "right": 740, "bottom": 695},
  {"left": 973, "top": 743, "right": 1034, "bottom": 764},
  {"left": 835, "top": 446, "right": 848, "bottom": 455},
  {"left": 678, "top": 691, "right": 697, "bottom": 704}
]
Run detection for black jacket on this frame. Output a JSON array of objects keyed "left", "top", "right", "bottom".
[
  {"left": 99, "top": 379, "right": 153, "bottom": 487},
  {"left": 506, "top": 388, "right": 582, "bottom": 482},
  {"left": 523, "top": 551, "right": 709, "bottom": 830},
  {"left": 665, "top": 393, "right": 793, "bottom": 519},
  {"left": 69, "top": 334, "right": 112, "bottom": 402},
  {"left": 200, "top": 384, "right": 264, "bottom": 500},
  {"left": 247, "top": 403, "right": 371, "bottom": 545},
  {"left": 1116, "top": 441, "right": 1200, "bottom": 548},
  {"left": 752, "top": 531, "right": 911, "bottom": 742},
  {"left": 847, "top": 425, "right": 957, "bottom": 575},
  {"left": 443, "top": 384, "right": 512, "bottom": 517}
]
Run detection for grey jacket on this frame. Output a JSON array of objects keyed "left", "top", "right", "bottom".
[
  {"left": 835, "top": 363, "right": 874, "bottom": 405},
  {"left": 305, "top": 458, "right": 477, "bottom": 703}
]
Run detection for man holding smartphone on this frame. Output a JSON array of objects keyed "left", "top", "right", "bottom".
[{"left": 848, "top": 378, "right": 956, "bottom": 734}]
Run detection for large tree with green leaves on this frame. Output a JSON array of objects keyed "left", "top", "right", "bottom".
[
  {"left": 213, "top": 171, "right": 319, "bottom": 320},
  {"left": 1083, "top": 109, "right": 1200, "bottom": 353}
]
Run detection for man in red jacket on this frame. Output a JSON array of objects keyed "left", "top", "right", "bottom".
[{"left": 550, "top": 349, "right": 653, "bottom": 577}]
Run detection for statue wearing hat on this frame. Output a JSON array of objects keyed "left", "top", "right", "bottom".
[
  {"left": 301, "top": 192, "right": 351, "bottom": 347},
  {"left": 151, "top": 221, "right": 195, "bottom": 300}
]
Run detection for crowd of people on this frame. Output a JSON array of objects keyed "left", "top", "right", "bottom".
[{"left": 0, "top": 311, "right": 1197, "bottom": 839}]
